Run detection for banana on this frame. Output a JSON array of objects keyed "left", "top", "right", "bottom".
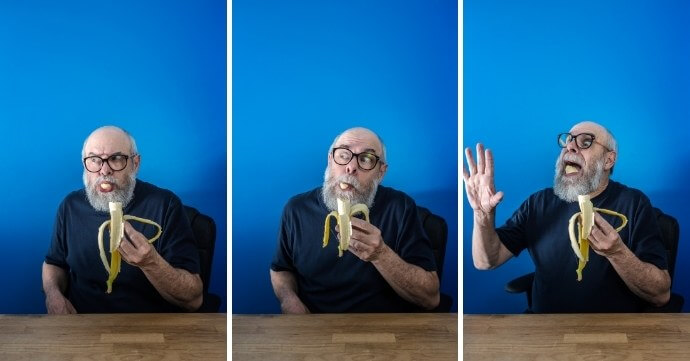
[
  {"left": 568, "top": 194, "right": 628, "bottom": 281},
  {"left": 97, "top": 201, "right": 163, "bottom": 293},
  {"left": 322, "top": 198, "right": 370, "bottom": 257}
]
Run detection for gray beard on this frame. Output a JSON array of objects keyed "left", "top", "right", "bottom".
[
  {"left": 321, "top": 165, "right": 380, "bottom": 212},
  {"left": 553, "top": 156, "right": 605, "bottom": 202},
  {"left": 83, "top": 172, "right": 137, "bottom": 212}
]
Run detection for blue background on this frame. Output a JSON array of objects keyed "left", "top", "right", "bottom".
[
  {"left": 0, "top": 1, "right": 227, "bottom": 313},
  {"left": 464, "top": 0, "right": 690, "bottom": 313},
  {"left": 233, "top": 0, "right": 458, "bottom": 313}
]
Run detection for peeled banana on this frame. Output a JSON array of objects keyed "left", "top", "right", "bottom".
[
  {"left": 568, "top": 194, "right": 627, "bottom": 281},
  {"left": 97, "top": 201, "right": 162, "bottom": 293},
  {"left": 323, "top": 198, "right": 370, "bottom": 257}
]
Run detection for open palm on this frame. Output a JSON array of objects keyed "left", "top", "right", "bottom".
[{"left": 463, "top": 143, "right": 504, "bottom": 214}]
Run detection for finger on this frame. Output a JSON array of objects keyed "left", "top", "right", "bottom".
[
  {"left": 476, "top": 143, "right": 485, "bottom": 175},
  {"left": 465, "top": 147, "right": 477, "bottom": 176},
  {"left": 485, "top": 148, "right": 495, "bottom": 178},
  {"left": 490, "top": 191, "right": 504, "bottom": 208},
  {"left": 593, "top": 212, "right": 613, "bottom": 234},
  {"left": 123, "top": 229, "right": 137, "bottom": 249},
  {"left": 123, "top": 222, "right": 147, "bottom": 246},
  {"left": 462, "top": 166, "right": 470, "bottom": 183},
  {"left": 350, "top": 217, "right": 371, "bottom": 233}
]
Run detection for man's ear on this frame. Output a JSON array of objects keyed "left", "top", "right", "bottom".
[
  {"left": 379, "top": 162, "right": 388, "bottom": 179},
  {"left": 132, "top": 154, "right": 141, "bottom": 172},
  {"left": 605, "top": 151, "right": 616, "bottom": 171}
]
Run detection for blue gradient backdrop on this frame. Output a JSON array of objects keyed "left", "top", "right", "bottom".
[
  {"left": 464, "top": 0, "right": 690, "bottom": 313},
  {"left": 0, "top": 1, "right": 227, "bottom": 313},
  {"left": 233, "top": 0, "right": 458, "bottom": 313}
]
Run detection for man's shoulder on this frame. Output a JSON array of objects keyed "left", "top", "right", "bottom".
[
  {"left": 134, "top": 180, "right": 182, "bottom": 203},
  {"left": 284, "top": 187, "right": 322, "bottom": 209},
  {"left": 375, "top": 185, "right": 416, "bottom": 204},
  {"left": 61, "top": 188, "right": 87, "bottom": 207}
]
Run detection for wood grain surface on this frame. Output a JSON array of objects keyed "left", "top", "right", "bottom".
[
  {"left": 0, "top": 313, "right": 226, "bottom": 361},
  {"left": 464, "top": 313, "right": 690, "bottom": 360},
  {"left": 233, "top": 313, "right": 458, "bottom": 360}
]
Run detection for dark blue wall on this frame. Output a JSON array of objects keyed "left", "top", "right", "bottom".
[
  {"left": 464, "top": 0, "right": 690, "bottom": 313},
  {"left": 0, "top": 0, "right": 227, "bottom": 313},
  {"left": 233, "top": 0, "right": 458, "bottom": 313}
]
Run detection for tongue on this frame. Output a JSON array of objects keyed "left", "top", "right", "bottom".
[{"left": 565, "top": 165, "right": 579, "bottom": 175}]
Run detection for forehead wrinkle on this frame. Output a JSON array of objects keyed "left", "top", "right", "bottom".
[{"left": 336, "top": 132, "right": 382, "bottom": 155}]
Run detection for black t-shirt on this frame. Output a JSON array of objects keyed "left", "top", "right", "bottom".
[
  {"left": 45, "top": 180, "right": 200, "bottom": 313},
  {"left": 497, "top": 180, "right": 668, "bottom": 313},
  {"left": 271, "top": 185, "right": 437, "bottom": 313}
]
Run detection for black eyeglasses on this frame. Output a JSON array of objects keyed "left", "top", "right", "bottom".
[
  {"left": 83, "top": 154, "right": 135, "bottom": 173},
  {"left": 557, "top": 133, "right": 612, "bottom": 151},
  {"left": 332, "top": 148, "right": 381, "bottom": 171}
]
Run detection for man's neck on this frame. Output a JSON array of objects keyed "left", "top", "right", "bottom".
[{"left": 589, "top": 176, "right": 610, "bottom": 200}]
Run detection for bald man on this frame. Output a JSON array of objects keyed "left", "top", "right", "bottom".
[
  {"left": 464, "top": 121, "right": 671, "bottom": 312},
  {"left": 270, "top": 127, "right": 440, "bottom": 313},
  {"left": 42, "top": 126, "right": 203, "bottom": 313}
]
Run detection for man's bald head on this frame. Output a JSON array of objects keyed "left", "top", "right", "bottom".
[
  {"left": 569, "top": 121, "right": 617, "bottom": 153},
  {"left": 82, "top": 126, "right": 138, "bottom": 158},
  {"left": 328, "top": 127, "right": 386, "bottom": 163}
]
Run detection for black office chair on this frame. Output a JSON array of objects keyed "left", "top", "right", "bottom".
[
  {"left": 417, "top": 206, "right": 453, "bottom": 312},
  {"left": 505, "top": 207, "right": 684, "bottom": 313},
  {"left": 184, "top": 205, "right": 222, "bottom": 312}
]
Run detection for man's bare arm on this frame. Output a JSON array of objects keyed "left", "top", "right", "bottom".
[
  {"left": 269, "top": 269, "right": 310, "bottom": 314},
  {"left": 42, "top": 262, "right": 77, "bottom": 314}
]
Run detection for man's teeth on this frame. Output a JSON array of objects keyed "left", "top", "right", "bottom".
[
  {"left": 565, "top": 165, "right": 578, "bottom": 175},
  {"left": 339, "top": 182, "right": 349, "bottom": 190}
]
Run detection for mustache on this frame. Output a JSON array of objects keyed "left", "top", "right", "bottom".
[
  {"left": 330, "top": 174, "right": 362, "bottom": 190},
  {"left": 91, "top": 175, "right": 119, "bottom": 187}
]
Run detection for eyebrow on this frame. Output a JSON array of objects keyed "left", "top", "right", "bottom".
[
  {"left": 335, "top": 144, "right": 379, "bottom": 155},
  {"left": 87, "top": 151, "right": 126, "bottom": 157}
]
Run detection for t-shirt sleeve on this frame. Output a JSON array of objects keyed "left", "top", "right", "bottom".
[
  {"left": 45, "top": 201, "right": 69, "bottom": 270},
  {"left": 629, "top": 197, "right": 668, "bottom": 271},
  {"left": 495, "top": 198, "right": 531, "bottom": 257},
  {"left": 270, "top": 205, "right": 295, "bottom": 272},
  {"left": 395, "top": 199, "right": 437, "bottom": 272},
  {"left": 158, "top": 196, "right": 201, "bottom": 275}
]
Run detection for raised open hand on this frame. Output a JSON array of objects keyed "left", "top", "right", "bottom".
[{"left": 463, "top": 143, "right": 504, "bottom": 215}]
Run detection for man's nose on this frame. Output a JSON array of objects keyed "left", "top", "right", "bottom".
[
  {"left": 566, "top": 139, "right": 580, "bottom": 153},
  {"left": 344, "top": 158, "right": 357, "bottom": 175},
  {"left": 99, "top": 161, "right": 113, "bottom": 176}
]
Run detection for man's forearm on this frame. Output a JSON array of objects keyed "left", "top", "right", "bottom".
[
  {"left": 472, "top": 211, "right": 511, "bottom": 270},
  {"left": 372, "top": 246, "right": 440, "bottom": 310},
  {"left": 42, "top": 262, "right": 68, "bottom": 296},
  {"left": 140, "top": 253, "right": 203, "bottom": 311},
  {"left": 607, "top": 247, "right": 671, "bottom": 306},
  {"left": 270, "top": 270, "right": 309, "bottom": 313}
]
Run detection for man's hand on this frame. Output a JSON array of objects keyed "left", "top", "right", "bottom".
[
  {"left": 463, "top": 143, "right": 504, "bottom": 221},
  {"left": 347, "top": 217, "right": 387, "bottom": 262},
  {"left": 588, "top": 212, "right": 626, "bottom": 257},
  {"left": 45, "top": 290, "right": 77, "bottom": 314},
  {"left": 118, "top": 222, "right": 157, "bottom": 269}
]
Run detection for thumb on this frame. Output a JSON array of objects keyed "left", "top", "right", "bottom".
[{"left": 490, "top": 191, "right": 504, "bottom": 208}]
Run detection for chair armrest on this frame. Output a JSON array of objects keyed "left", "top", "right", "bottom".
[{"left": 505, "top": 272, "right": 534, "bottom": 294}]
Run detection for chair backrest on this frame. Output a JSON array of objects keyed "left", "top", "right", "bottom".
[
  {"left": 417, "top": 206, "right": 448, "bottom": 281},
  {"left": 184, "top": 205, "right": 217, "bottom": 293},
  {"left": 653, "top": 207, "right": 679, "bottom": 283}
]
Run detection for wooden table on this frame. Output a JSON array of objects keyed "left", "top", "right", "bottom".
[
  {"left": 233, "top": 313, "right": 458, "bottom": 360},
  {"left": 0, "top": 313, "right": 226, "bottom": 361},
  {"left": 465, "top": 313, "right": 690, "bottom": 360}
]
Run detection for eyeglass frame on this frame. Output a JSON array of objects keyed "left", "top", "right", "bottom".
[
  {"left": 557, "top": 132, "right": 612, "bottom": 152},
  {"left": 331, "top": 147, "right": 383, "bottom": 171},
  {"left": 83, "top": 153, "right": 137, "bottom": 173}
]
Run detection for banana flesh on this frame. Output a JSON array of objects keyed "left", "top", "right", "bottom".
[
  {"left": 97, "top": 201, "right": 162, "bottom": 293},
  {"left": 322, "top": 198, "right": 370, "bottom": 257},
  {"left": 568, "top": 195, "right": 628, "bottom": 281}
]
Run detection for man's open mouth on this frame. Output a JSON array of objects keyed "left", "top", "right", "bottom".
[
  {"left": 338, "top": 182, "right": 353, "bottom": 191},
  {"left": 564, "top": 161, "right": 582, "bottom": 176}
]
